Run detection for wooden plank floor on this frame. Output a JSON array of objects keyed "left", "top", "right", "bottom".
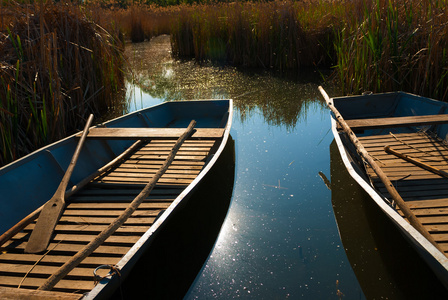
[
  {"left": 359, "top": 131, "right": 448, "bottom": 255},
  {"left": 0, "top": 138, "right": 216, "bottom": 295}
]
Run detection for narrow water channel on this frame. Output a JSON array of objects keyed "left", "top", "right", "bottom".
[{"left": 112, "top": 35, "right": 448, "bottom": 299}]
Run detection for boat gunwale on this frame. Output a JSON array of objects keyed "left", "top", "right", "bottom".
[
  {"left": 83, "top": 99, "right": 234, "bottom": 299},
  {"left": 0, "top": 99, "right": 232, "bottom": 298},
  {"left": 329, "top": 97, "right": 448, "bottom": 288},
  {"left": 0, "top": 99, "right": 230, "bottom": 175}
]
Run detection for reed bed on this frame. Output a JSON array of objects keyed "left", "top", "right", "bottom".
[
  {"left": 334, "top": 0, "right": 448, "bottom": 99},
  {"left": 170, "top": 1, "right": 341, "bottom": 69},
  {"left": 98, "top": 4, "right": 179, "bottom": 42},
  {"left": 166, "top": 0, "right": 448, "bottom": 100},
  {"left": 0, "top": 2, "right": 125, "bottom": 167}
]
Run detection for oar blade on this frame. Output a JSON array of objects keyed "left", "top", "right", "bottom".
[
  {"left": 25, "top": 114, "right": 94, "bottom": 254},
  {"left": 25, "top": 196, "right": 65, "bottom": 253}
]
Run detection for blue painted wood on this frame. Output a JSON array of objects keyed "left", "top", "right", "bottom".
[
  {"left": 333, "top": 91, "right": 448, "bottom": 137},
  {"left": 329, "top": 91, "right": 448, "bottom": 289},
  {"left": 0, "top": 100, "right": 230, "bottom": 235}
]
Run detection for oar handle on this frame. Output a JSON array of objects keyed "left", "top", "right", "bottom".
[{"left": 54, "top": 114, "right": 94, "bottom": 198}]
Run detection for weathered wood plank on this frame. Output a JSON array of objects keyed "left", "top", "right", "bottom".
[
  {"left": 112, "top": 167, "right": 201, "bottom": 174},
  {"left": 117, "top": 163, "right": 203, "bottom": 170},
  {"left": 408, "top": 208, "right": 448, "bottom": 216},
  {"left": 81, "top": 127, "right": 224, "bottom": 139},
  {"left": 3, "top": 241, "right": 131, "bottom": 255},
  {"left": 11, "top": 232, "right": 142, "bottom": 244},
  {"left": 0, "top": 276, "right": 94, "bottom": 291},
  {"left": 58, "top": 216, "right": 156, "bottom": 226},
  {"left": 128, "top": 154, "right": 207, "bottom": 161},
  {"left": 84, "top": 183, "right": 187, "bottom": 191},
  {"left": 345, "top": 114, "right": 448, "bottom": 130},
  {"left": 0, "top": 263, "right": 103, "bottom": 278},
  {"left": 103, "top": 172, "right": 197, "bottom": 179},
  {"left": 406, "top": 199, "right": 448, "bottom": 209},
  {"left": 23, "top": 224, "right": 149, "bottom": 234},
  {"left": 0, "top": 253, "right": 119, "bottom": 265},
  {"left": 97, "top": 177, "right": 193, "bottom": 184},
  {"left": 0, "top": 286, "right": 82, "bottom": 300},
  {"left": 62, "top": 209, "right": 165, "bottom": 216},
  {"left": 67, "top": 201, "right": 173, "bottom": 208},
  {"left": 122, "top": 159, "right": 205, "bottom": 166}
]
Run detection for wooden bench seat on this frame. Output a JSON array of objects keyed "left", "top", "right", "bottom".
[
  {"left": 78, "top": 128, "right": 225, "bottom": 140},
  {"left": 344, "top": 114, "right": 448, "bottom": 130}
]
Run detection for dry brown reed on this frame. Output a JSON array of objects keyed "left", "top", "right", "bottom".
[
  {"left": 0, "top": 1, "right": 125, "bottom": 167},
  {"left": 334, "top": 0, "right": 448, "bottom": 100},
  {"left": 170, "top": 1, "right": 340, "bottom": 69},
  {"left": 100, "top": 4, "right": 178, "bottom": 42}
]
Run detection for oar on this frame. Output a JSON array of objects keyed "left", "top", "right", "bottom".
[
  {"left": 25, "top": 114, "right": 94, "bottom": 254},
  {"left": 38, "top": 120, "right": 196, "bottom": 291},
  {"left": 384, "top": 145, "right": 448, "bottom": 178},
  {"left": 319, "top": 86, "right": 445, "bottom": 253},
  {"left": 0, "top": 139, "right": 143, "bottom": 248}
]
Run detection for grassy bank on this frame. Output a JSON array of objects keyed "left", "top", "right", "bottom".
[{"left": 0, "top": 2, "right": 125, "bottom": 167}]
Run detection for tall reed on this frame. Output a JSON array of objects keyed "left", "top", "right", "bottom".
[
  {"left": 334, "top": 0, "right": 448, "bottom": 99},
  {"left": 0, "top": 1, "right": 125, "bottom": 167},
  {"left": 170, "top": 1, "right": 341, "bottom": 70}
]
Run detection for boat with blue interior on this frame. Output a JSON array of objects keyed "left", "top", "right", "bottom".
[
  {"left": 0, "top": 99, "right": 232, "bottom": 299},
  {"left": 319, "top": 87, "right": 448, "bottom": 288}
]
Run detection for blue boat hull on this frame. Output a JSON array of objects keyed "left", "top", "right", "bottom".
[
  {"left": 0, "top": 99, "right": 232, "bottom": 298},
  {"left": 328, "top": 92, "right": 448, "bottom": 289}
]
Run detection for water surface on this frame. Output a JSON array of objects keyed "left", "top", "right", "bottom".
[{"left": 115, "top": 35, "right": 447, "bottom": 299}]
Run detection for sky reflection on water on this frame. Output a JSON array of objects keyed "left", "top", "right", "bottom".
[
  {"left": 121, "top": 35, "right": 446, "bottom": 299},
  {"left": 124, "top": 36, "right": 362, "bottom": 298}
]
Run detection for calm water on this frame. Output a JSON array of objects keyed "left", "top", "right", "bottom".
[{"left": 113, "top": 36, "right": 448, "bottom": 299}]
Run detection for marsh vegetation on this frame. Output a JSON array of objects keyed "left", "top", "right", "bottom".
[{"left": 2, "top": 0, "right": 448, "bottom": 166}]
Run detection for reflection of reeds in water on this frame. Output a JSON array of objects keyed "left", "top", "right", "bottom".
[
  {"left": 126, "top": 36, "right": 327, "bottom": 130},
  {"left": 0, "top": 2, "right": 125, "bottom": 167}
]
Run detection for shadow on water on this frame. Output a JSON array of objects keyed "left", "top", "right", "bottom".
[
  {"left": 329, "top": 140, "right": 448, "bottom": 299},
  {"left": 111, "top": 136, "right": 235, "bottom": 299}
]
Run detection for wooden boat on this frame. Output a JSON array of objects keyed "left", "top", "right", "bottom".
[
  {"left": 319, "top": 87, "right": 448, "bottom": 288},
  {"left": 0, "top": 99, "right": 233, "bottom": 299}
]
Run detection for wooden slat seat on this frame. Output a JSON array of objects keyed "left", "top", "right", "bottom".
[
  {"left": 357, "top": 132, "right": 448, "bottom": 253},
  {"left": 78, "top": 128, "right": 224, "bottom": 140},
  {"left": 344, "top": 114, "right": 448, "bottom": 130},
  {"left": 0, "top": 136, "right": 219, "bottom": 295}
]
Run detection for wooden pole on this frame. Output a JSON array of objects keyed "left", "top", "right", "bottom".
[
  {"left": 26, "top": 114, "right": 94, "bottom": 254},
  {"left": 0, "top": 140, "right": 143, "bottom": 248},
  {"left": 38, "top": 120, "right": 197, "bottom": 291},
  {"left": 318, "top": 86, "right": 444, "bottom": 253},
  {"left": 384, "top": 145, "right": 448, "bottom": 178}
]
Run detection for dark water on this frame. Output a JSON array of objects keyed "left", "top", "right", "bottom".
[{"left": 113, "top": 35, "right": 448, "bottom": 299}]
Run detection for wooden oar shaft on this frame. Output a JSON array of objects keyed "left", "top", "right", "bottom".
[
  {"left": 0, "top": 140, "right": 143, "bottom": 247},
  {"left": 55, "top": 114, "right": 95, "bottom": 199},
  {"left": 384, "top": 146, "right": 448, "bottom": 178},
  {"left": 318, "top": 86, "right": 444, "bottom": 253},
  {"left": 25, "top": 114, "right": 94, "bottom": 254},
  {"left": 38, "top": 120, "right": 197, "bottom": 291},
  {"left": 66, "top": 140, "right": 144, "bottom": 197}
]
